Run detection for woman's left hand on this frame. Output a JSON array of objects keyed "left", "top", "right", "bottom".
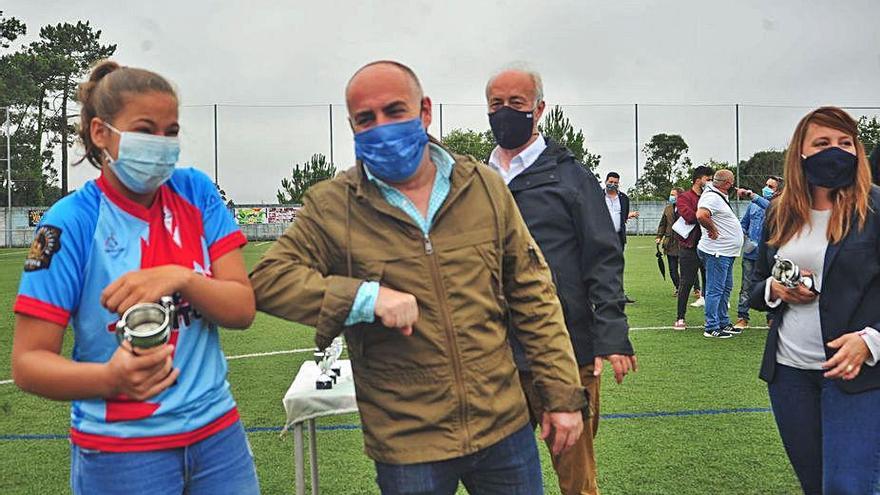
[
  {"left": 823, "top": 332, "right": 871, "bottom": 380},
  {"left": 101, "top": 265, "right": 193, "bottom": 315}
]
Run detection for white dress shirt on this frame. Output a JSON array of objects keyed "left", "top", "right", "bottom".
[
  {"left": 605, "top": 193, "right": 622, "bottom": 233},
  {"left": 487, "top": 136, "right": 547, "bottom": 185}
]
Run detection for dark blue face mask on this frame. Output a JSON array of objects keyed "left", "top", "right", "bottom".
[
  {"left": 354, "top": 118, "right": 429, "bottom": 183},
  {"left": 802, "top": 147, "right": 858, "bottom": 189}
]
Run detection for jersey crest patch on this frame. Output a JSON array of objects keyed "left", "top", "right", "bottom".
[{"left": 24, "top": 225, "right": 62, "bottom": 272}]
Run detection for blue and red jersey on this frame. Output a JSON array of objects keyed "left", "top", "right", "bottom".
[{"left": 14, "top": 168, "right": 247, "bottom": 452}]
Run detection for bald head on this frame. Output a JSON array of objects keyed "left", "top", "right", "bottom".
[
  {"left": 346, "top": 61, "right": 423, "bottom": 109},
  {"left": 485, "top": 67, "right": 543, "bottom": 106},
  {"left": 713, "top": 169, "right": 735, "bottom": 192},
  {"left": 345, "top": 60, "right": 431, "bottom": 134},
  {"left": 714, "top": 169, "right": 734, "bottom": 183}
]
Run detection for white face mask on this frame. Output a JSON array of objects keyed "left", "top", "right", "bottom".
[{"left": 103, "top": 122, "right": 180, "bottom": 194}]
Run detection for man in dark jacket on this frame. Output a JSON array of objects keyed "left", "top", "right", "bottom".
[
  {"left": 604, "top": 171, "right": 639, "bottom": 304},
  {"left": 485, "top": 65, "right": 637, "bottom": 495},
  {"left": 603, "top": 172, "right": 638, "bottom": 247}
]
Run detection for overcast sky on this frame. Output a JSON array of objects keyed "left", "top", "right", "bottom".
[{"left": 6, "top": 0, "right": 880, "bottom": 203}]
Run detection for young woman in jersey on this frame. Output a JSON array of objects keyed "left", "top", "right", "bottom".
[
  {"left": 11, "top": 60, "right": 259, "bottom": 494},
  {"left": 750, "top": 106, "right": 880, "bottom": 494}
]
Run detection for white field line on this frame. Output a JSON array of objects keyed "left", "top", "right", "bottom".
[
  {"left": 225, "top": 348, "right": 313, "bottom": 360},
  {"left": 255, "top": 241, "right": 272, "bottom": 247},
  {"left": 0, "top": 250, "right": 30, "bottom": 258},
  {"left": 0, "top": 326, "right": 769, "bottom": 385},
  {"left": 629, "top": 325, "right": 769, "bottom": 330}
]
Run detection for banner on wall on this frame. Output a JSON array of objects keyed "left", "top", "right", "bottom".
[
  {"left": 266, "top": 206, "right": 300, "bottom": 224},
  {"left": 28, "top": 209, "right": 47, "bottom": 227},
  {"left": 235, "top": 208, "right": 268, "bottom": 225}
]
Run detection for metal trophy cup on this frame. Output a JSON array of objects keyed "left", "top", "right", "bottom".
[
  {"left": 771, "top": 255, "right": 818, "bottom": 293},
  {"left": 115, "top": 296, "right": 177, "bottom": 349}
]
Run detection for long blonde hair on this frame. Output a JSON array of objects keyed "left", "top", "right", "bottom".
[{"left": 768, "top": 106, "right": 872, "bottom": 247}]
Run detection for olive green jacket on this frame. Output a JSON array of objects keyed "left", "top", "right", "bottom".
[
  {"left": 656, "top": 203, "right": 680, "bottom": 256},
  {"left": 249, "top": 143, "right": 587, "bottom": 464}
]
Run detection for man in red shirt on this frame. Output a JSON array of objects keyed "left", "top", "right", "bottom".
[{"left": 673, "top": 166, "right": 714, "bottom": 330}]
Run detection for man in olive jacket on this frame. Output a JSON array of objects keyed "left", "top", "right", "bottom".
[
  {"left": 485, "top": 67, "right": 636, "bottom": 495},
  {"left": 250, "top": 61, "right": 587, "bottom": 494}
]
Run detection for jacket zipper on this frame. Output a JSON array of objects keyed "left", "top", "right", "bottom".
[{"left": 424, "top": 232, "right": 471, "bottom": 452}]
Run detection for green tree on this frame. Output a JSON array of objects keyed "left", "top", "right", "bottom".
[
  {"left": 0, "top": 13, "right": 62, "bottom": 206},
  {"left": 538, "top": 105, "right": 601, "bottom": 171},
  {"left": 736, "top": 150, "right": 784, "bottom": 193},
  {"left": 0, "top": 16, "right": 115, "bottom": 206},
  {"left": 0, "top": 10, "right": 26, "bottom": 48},
  {"left": 277, "top": 153, "right": 337, "bottom": 205},
  {"left": 632, "top": 133, "right": 691, "bottom": 199},
  {"left": 441, "top": 128, "right": 495, "bottom": 160},
  {"left": 858, "top": 115, "right": 880, "bottom": 156},
  {"left": 670, "top": 158, "right": 733, "bottom": 193},
  {"left": 33, "top": 21, "right": 116, "bottom": 194}
]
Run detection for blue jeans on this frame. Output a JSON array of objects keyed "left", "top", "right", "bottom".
[
  {"left": 697, "top": 250, "right": 735, "bottom": 330},
  {"left": 737, "top": 257, "right": 756, "bottom": 320},
  {"left": 374, "top": 423, "right": 543, "bottom": 495},
  {"left": 70, "top": 420, "right": 259, "bottom": 495},
  {"left": 768, "top": 364, "right": 880, "bottom": 495}
]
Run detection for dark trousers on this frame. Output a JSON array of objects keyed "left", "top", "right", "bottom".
[
  {"left": 667, "top": 254, "right": 680, "bottom": 290},
  {"left": 737, "top": 257, "right": 756, "bottom": 320},
  {"left": 374, "top": 424, "right": 543, "bottom": 495},
  {"left": 768, "top": 364, "right": 880, "bottom": 495},
  {"left": 676, "top": 248, "right": 704, "bottom": 320}
]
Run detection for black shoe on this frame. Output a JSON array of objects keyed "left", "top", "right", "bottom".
[
  {"left": 625, "top": 295, "right": 636, "bottom": 304},
  {"left": 722, "top": 324, "right": 740, "bottom": 335},
  {"left": 703, "top": 328, "right": 733, "bottom": 339}
]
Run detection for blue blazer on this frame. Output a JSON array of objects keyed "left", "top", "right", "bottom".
[{"left": 750, "top": 185, "right": 880, "bottom": 393}]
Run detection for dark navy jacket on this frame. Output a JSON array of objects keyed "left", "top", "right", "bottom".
[
  {"left": 610, "top": 191, "right": 631, "bottom": 247},
  {"left": 750, "top": 186, "right": 880, "bottom": 393},
  {"left": 506, "top": 138, "right": 633, "bottom": 366}
]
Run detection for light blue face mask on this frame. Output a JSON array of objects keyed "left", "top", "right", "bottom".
[
  {"left": 103, "top": 123, "right": 179, "bottom": 194},
  {"left": 354, "top": 117, "right": 428, "bottom": 183},
  {"left": 668, "top": 195, "right": 676, "bottom": 204},
  {"left": 761, "top": 186, "right": 774, "bottom": 199}
]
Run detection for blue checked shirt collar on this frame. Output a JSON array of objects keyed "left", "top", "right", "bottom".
[{"left": 363, "top": 143, "right": 455, "bottom": 235}]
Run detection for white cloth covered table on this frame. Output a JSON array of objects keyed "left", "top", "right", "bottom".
[{"left": 282, "top": 360, "right": 359, "bottom": 495}]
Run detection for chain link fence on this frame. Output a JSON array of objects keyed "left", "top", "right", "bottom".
[{"left": 2, "top": 103, "right": 878, "bottom": 246}]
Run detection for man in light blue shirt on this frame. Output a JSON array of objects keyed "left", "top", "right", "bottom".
[{"left": 251, "top": 60, "right": 589, "bottom": 495}]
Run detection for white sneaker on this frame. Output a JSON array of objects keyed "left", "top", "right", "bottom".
[{"left": 690, "top": 296, "right": 705, "bottom": 307}]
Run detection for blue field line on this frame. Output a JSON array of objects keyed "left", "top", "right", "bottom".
[
  {"left": 0, "top": 433, "right": 69, "bottom": 440},
  {"left": 0, "top": 407, "right": 771, "bottom": 441},
  {"left": 602, "top": 406, "right": 771, "bottom": 420}
]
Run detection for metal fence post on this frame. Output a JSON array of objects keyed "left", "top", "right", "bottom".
[
  {"left": 213, "top": 104, "right": 219, "bottom": 185},
  {"left": 329, "top": 104, "right": 334, "bottom": 166},
  {"left": 5, "top": 107, "right": 11, "bottom": 247},
  {"left": 439, "top": 103, "right": 444, "bottom": 141}
]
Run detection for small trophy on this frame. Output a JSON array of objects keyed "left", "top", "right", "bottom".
[
  {"left": 115, "top": 296, "right": 177, "bottom": 349},
  {"left": 315, "top": 337, "right": 345, "bottom": 389},
  {"left": 328, "top": 337, "right": 343, "bottom": 377},
  {"left": 313, "top": 348, "right": 332, "bottom": 389},
  {"left": 771, "top": 255, "right": 819, "bottom": 294}
]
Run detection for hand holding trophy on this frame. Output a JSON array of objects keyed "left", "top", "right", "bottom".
[
  {"left": 770, "top": 255, "right": 820, "bottom": 306},
  {"left": 771, "top": 255, "right": 819, "bottom": 294},
  {"left": 115, "top": 295, "right": 178, "bottom": 351}
]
